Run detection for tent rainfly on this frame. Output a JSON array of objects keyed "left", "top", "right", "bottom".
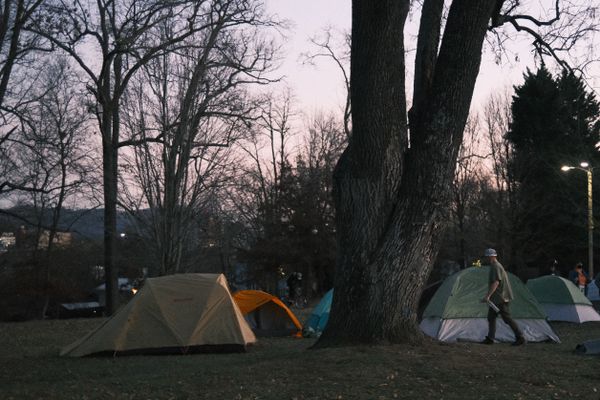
[
  {"left": 61, "top": 273, "right": 256, "bottom": 357},
  {"left": 233, "top": 290, "right": 303, "bottom": 337},
  {"left": 420, "top": 266, "right": 560, "bottom": 343},
  {"left": 526, "top": 275, "right": 600, "bottom": 323},
  {"left": 587, "top": 280, "right": 600, "bottom": 302},
  {"left": 304, "top": 289, "right": 333, "bottom": 337}
]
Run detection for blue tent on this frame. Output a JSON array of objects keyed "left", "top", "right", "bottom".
[{"left": 304, "top": 289, "right": 333, "bottom": 337}]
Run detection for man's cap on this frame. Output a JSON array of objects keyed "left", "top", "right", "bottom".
[{"left": 484, "top": 248, "right": 497, "bottom": 257}]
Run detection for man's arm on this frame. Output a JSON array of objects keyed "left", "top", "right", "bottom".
[{"left": 482, "top": 280, "right": 500, "bottom": 302}]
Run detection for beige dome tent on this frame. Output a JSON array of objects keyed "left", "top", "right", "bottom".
[{"left": 61, "top": 274, "right": 256, "bottom": 357}]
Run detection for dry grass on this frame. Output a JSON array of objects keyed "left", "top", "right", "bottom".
[{"left": 1, "top": 316, "right": 600, "bottom": 399}]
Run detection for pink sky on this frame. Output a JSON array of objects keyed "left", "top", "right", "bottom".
[
  {"left": 265, "top": 0, "right": 351, "bottom": 115},
  {"left": 266, "top": 1, "right": 599, "bottom": 116}
]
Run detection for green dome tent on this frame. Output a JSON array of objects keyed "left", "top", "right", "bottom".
[
  {"left": 527, "top": 275, "right": 600, "bottom": 323},
  {"left": 303, "top": 289, "right": 333, "bottom": 337},
  {"left": 420, "top": 266, "right": 559, "bottom": 343}
]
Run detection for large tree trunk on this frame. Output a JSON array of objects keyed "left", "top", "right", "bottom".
[
  {"left": 102, "top": 119, "right": 119, "bottom": 315},
  {"left": 102, "top": 52, "right": 124, "bottom": 315},
  {"left": 41, "top": 159, "right": 68, "bottom": 319},
  {"left": 316, "top": 0, "right": 496, "bottom": 346}
]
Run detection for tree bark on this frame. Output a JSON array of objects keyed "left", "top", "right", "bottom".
[
  {"left": 102, "top": 108, "right": 119, "bottom": 315},
  {"left": 316, "top": 0, "right": 496, "bottom": 346}
]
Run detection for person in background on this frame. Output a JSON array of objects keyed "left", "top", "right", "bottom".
[
  {"left": 568, "top": 262, "right": 590, "bottom": 294},
  {"left": 480, "top": 248, "right": 526, "bottom": 346},
  {"left": 287, "top": 272, "right": 302, "bottom": 302},
  {"left": 549, "top": 259, "right": 559, "bottom": 276},
  {"left": 276, "top": 267, "right": 289, "bottom": 301}
]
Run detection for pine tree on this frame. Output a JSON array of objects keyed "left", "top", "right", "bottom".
[{"left": 507, "top": 67, "right": 600, "bottom": 273}]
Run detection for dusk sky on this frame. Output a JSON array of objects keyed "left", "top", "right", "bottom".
[
  {"left": 265, "top": 0, "right": 351, "bottom": 115},
  {"left": 265, "top": 1, "right": 599, "bottom": 118}
]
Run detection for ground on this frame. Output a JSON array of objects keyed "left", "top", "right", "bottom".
[{"left": 1, "top": 313, "right": 599, "bottom": 400}]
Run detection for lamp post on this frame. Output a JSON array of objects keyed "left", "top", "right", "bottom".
[{"left": 561, "top": 162, "right": 594, "bottom": 279}]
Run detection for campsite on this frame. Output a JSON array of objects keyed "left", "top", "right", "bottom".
[
  {"left": 3, "top": 270, "right": 600, "bottom": 399},
  {"left": 2, "top": 308, "right": 600, "bottom": 399},
  {"left": 2, "top": 0, "right": 600, "bottom": 399}
]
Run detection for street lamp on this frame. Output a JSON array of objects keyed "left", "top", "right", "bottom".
[{"left": 561, "top": 162, "right": 594, "bottom": 279}]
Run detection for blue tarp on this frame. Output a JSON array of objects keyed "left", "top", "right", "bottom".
[{"left": 304, "top": 289, "right": 333, "bottom": 336}]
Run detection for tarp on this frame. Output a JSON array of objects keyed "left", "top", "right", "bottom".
[
  {"left": 587, "top": 281, "right": 600, "bottom": 301},
  {"left": 61, "top": 273, "right": 256, "bottom": 356},
  {"left": 233, "top": 290, "right": 302, "bottom": 337},
  {"left": 304, "top": 289, "right": 333, "bottom": 337},
  {"left": 420, "top": 266, "right": 560, "bottom": 343},
  {"left": 60, "top": 301, "right": 101, "bottom": 311},
  {"left": 527, "top": 275, "right": 600, "bottom": 323}
]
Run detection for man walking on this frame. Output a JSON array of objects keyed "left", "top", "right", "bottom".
[{"left": 481, "top": 248, "right": 526, "bottom": 346}]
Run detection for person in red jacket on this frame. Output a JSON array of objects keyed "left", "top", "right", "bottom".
[{"left": 568, "top": 262, "right": 590, "bottom": 294}]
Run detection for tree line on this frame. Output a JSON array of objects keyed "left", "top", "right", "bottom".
[
  {"left": 0, "top": 0, "right": 348, "bottom": 320},
  {"left": 0, "top": 0, "right": 599, "bottom": 347},
  {"left": 443, "top": 66, "right": 600, "bottom": 279}
]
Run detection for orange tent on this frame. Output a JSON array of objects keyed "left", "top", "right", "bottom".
[{"left": 233, "top": 290, "right": 303, "bottom": 337}]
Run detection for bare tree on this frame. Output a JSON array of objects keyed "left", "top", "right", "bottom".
[
  {"left": 483, "top": 90, "right": 518, "bottom": 266},
  {"left": 224, "top": 90, "right": 295, "bottom": 287},
  {"left": 487, "top": 1, "right": 600, "bottom": 78},
  {"left": 295, "top": 112, "right": 346, "bottom": 294},
  {"left": 26, "top": 0, "right": 281, "bottom": 314},
  {"left": 301, "top": 112, "right": 347, "bottom": 181},
  {"left": 302, "top": 28, "right": 351, "bottom": 138},
  {"left": 119, "top": 9, "right": 276, "bottom": 275},
  {"left": 0, "top": 0, "right": 54, "bottom": 197},
  {"left": 0, "top": 0, "right": 46, "bottom": 109},
  {"left": 2, "top": 57, "right": 95, "bottom": 316},
  {"left": 316, "top": 0, "right": 599, "bottom": 346},
  {"left": 450, "top": 115, "right": 487, "bottom": 268},
  {"left": 235, "top": 89, "right": 295, "bottom": 232},
  {"left": 228, "top": 105, "right": 347, "bottom": 295}
]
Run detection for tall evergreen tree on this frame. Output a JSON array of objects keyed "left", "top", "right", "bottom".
[{"left": 507, "top": 67, "right": 600, "bottom": 273}]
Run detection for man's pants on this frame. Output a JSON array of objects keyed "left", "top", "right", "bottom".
[{"left": 487, "top": 301, "right": 523, "bottom": 340}]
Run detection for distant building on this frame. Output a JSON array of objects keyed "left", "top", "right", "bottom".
[
  {"left": 37, "top": 230, "right": 73, "bottom": 249},
  {"left": 0, "top": 232, "right": 15, "bottom": 252}
]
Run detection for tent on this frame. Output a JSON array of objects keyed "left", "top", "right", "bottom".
[
  {"left": 526, "top": 275, "right": 600, "bottom": 323},
  {"left": 233, "top": 290, "right": 302, "bottom": 337},
  {"left": 58, "top": 301, "right": 103, "bottom": 319},
  {"left": 304, "top": 289, "right": 333, "bottom": 337},
  {"left": 61, "top": 273, "right": 256, "bottom": 357},
  {"left": 420, "top": 266, "right": 560, "bottom": 343},
  {"left": 587, "top": 280, "right": 600, "bottom": 302}
]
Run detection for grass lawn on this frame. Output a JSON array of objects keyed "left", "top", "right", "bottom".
[{"left": 1, "top": 315, "right": 599, "bottom": 400}]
